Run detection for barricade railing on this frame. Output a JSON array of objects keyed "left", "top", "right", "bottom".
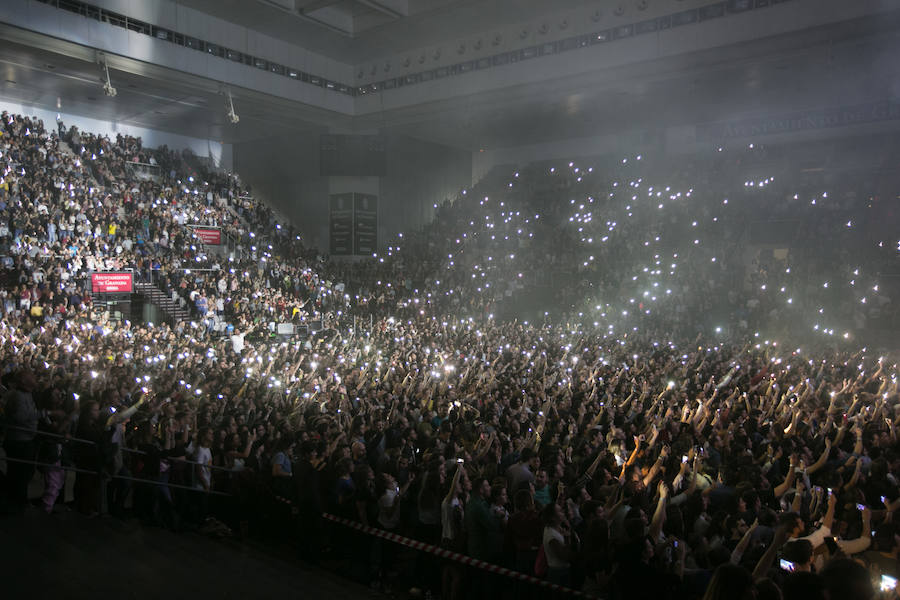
[
  {"left": 4, "top": 424, "right": 238, "bottom": 474},
  {"left": 120, "top": 446, "right": 237, "bottom": 473},
  {"left": 0, "top": 424, "right": 234, "bottom": 505},
  {"left": 0, "top": 455, "right": 231, "bottom": 497},
  {"left": 322, "top": 512, "right": 595, "bottom": 599},
  {"left": 3, "top": 423, "right": 98, "bottom": 448},
  {"left": 4, "top": 423, "right": 585, "bottom": 594}
]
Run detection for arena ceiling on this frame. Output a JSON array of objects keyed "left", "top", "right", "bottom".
[
  {"left": 0, "top": 8, "right": 899, "bottom": 150},
  {"left": 177, "top": 0, "right": 596, "bottom": 63},
  {"left": 0, "top": 31, "right": 336, "bottom": 144}
]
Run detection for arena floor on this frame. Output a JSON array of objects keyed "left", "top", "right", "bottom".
[{"left": 0, "top": 502, "right": 372, "bottom": 600}]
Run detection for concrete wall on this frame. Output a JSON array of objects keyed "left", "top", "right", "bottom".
[
  {"left": 231, "top": 131, "right": 328, "bottom": 247},
  {"left": 381, "top": 135, "right": 471, "bottom": 240},
  {"left": 232, "top": 132, "right": 471, "bottom": 251}
]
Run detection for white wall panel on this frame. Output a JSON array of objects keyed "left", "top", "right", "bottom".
[
  {"left": 246, "top": 30, "right": 271, "bottom": 61},
  {"left": 90, "top": 0, "right": 177, "bottom": 29},
  {"left": 204, "top": 52, "right": 230, "bottom": 82},
  {"left": 183, "top": 5, "right": 210, "bottom": 40},
  {"left": 63, "top": 12, "right": 94, "bottom": 47},
  {"left": 173, "top": 4, "right": 192, "bottom": 40},
  {"left": 145, "top": 0, "right": 179, "bottom": 32},
  {"left": 209, "top": 19, "right": 247, "bottom": 54},
  {"left": 126, "top": 29, "right": 158, "bottom": 62}
]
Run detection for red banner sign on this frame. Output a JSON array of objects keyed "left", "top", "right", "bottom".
[
  {"left": 193, "top": 227, "right": 222, "bottom": 245},
  {"left": 91, "top": 272, "right": 134, "bottom": 294}
]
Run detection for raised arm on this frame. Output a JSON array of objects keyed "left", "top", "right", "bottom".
[
  {"left": 841, "top": 459, "right": 862, "bottom": 493},
  {"left": 773, "top": 455, "right": 799, "bottom": 499},
  {"left": 837, "top": 508, "right": 872, "bottom": 556},
  {"left": 852, "top": 425, "right": 864, "bottom": 456},
  {"left": 805, "top": 438, "right": 832, "bottom": 476},
  {"left": 641, "top": 447, "right": 666, "bottom": 488},
  {"left": 752, "top": 524, "right": 790, "bottom": 581},
  {"left": 731, "top": 519, "right": 759, "bottom": 565},
  {"left": 790, "top": 482, "right": 805, "bottom": 513},
  {"left": 822, "top": 491, "right": 837, "bottom": 532},
  {"left": 444, "top": 462, "right": 464, "bottom": 506},
  {"left": 648, "top": 481, "right": 668, "bottom": 541}
]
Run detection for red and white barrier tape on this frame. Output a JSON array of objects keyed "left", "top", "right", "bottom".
[{"left": 322, "top": 512, "right": 592, "bottom": 597}]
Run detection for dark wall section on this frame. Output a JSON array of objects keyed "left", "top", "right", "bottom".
[
  {"left": 233, "top": 132, "right": 471, "bottom": 252},
  {"left": 380, "top": 135, "right": 471, "bottom": 243},
  {"left": 232, "top": 131, "right": 329, "bottom": 248},
  {"left": 320, "top": 135, "right": 387, "bottom": 176}
]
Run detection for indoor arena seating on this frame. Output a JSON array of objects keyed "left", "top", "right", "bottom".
[{"left": 2, "top": 111, "right": 900, "bottom": 600}]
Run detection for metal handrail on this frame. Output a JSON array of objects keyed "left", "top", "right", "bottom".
[
  {"left": 175, "top": 268, "right": 220, "bottom": 273},
  {"left": 124, "top": 161, "right": 161, "bottom": 170},
  {"left": 2, "top": 424, "right": 98, "bottom": 447},
  {"left": 0, "top": 456, "right": 98, "bottom": 476},
  {"left": 0, "top": 455, "right": 231, "bottom": 496},
  {"left": 3, "top": 424, "right": 237, "bottom": 472},
  {"left": 112, "top": 472, "right": 232, "bottom": 496},
  {"left": 120, "top": 446, "right": 237, "bottom": 473}
]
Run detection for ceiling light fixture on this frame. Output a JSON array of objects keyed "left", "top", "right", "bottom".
[
  {"left": 224, "top": 89, "right": 239, "bottom": 124},
  {"left": 97, "top": 54, "right": 117, "bottom": 97}
]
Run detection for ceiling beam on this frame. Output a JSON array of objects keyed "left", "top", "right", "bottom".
[
  {"left": 255, "top": 0, "right": 353, "bottom": 36},
  {"left": 353, "top": 0, "right": 404, "bottom": 19},
  {"left": 300, "top": 12, "right": 354, "bottom": 36},
  {"left": 260, "top": 0, "right": 298, "bottom": 10},
  {"left": 297, "top": 0, "right": 345, "bottom": 13}
]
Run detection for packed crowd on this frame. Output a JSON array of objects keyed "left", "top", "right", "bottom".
[{"left": 1, "top": 111, "right": 900, "bottom": 600}]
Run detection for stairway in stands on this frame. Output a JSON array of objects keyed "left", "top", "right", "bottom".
[{"left": 134, "top": 281, "right": 191, "bottom": 324}]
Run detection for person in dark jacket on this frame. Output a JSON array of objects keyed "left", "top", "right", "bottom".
[
  {"left": 73, "top": 400, "right": 104, "bottom": 516},
  {"left": 294, "top": 440, "right": 326, "bottom": 562},
  {"left": 2, "top": 369, "right": 38, "bottom": 512}
]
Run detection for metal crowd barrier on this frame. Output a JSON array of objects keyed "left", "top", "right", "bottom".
[
  {"left": 0, "top": 424, "right": 234, "bottom": 509},
  {"left": 322, "top": 512, "right": 594, "bottom": 598},
  {"left": 4, "top": 423, "right": 589, "bottom": 596}
]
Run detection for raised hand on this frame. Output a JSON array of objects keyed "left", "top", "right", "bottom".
[{"left": 658, "top": 480, "right": 669, "bottom": 499}]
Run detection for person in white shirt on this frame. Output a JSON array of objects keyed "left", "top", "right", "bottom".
[
  {"left": 784, "top": 490, "right": 836, "bottom": 549},
  {"left": 541, "top": 501, "right": 576, "bottom": 587},
  {"left": 191, "top": 427, "right": 214, "bottom": 492},
  {"left": 441, "top": 464, "right": 468, "bottom": 548},
  {"left": 377, "top": 472, "right": 412, "bottom": 531},
  {"left": 231, "top": 330, "right": 246, "bottom": 354}
]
